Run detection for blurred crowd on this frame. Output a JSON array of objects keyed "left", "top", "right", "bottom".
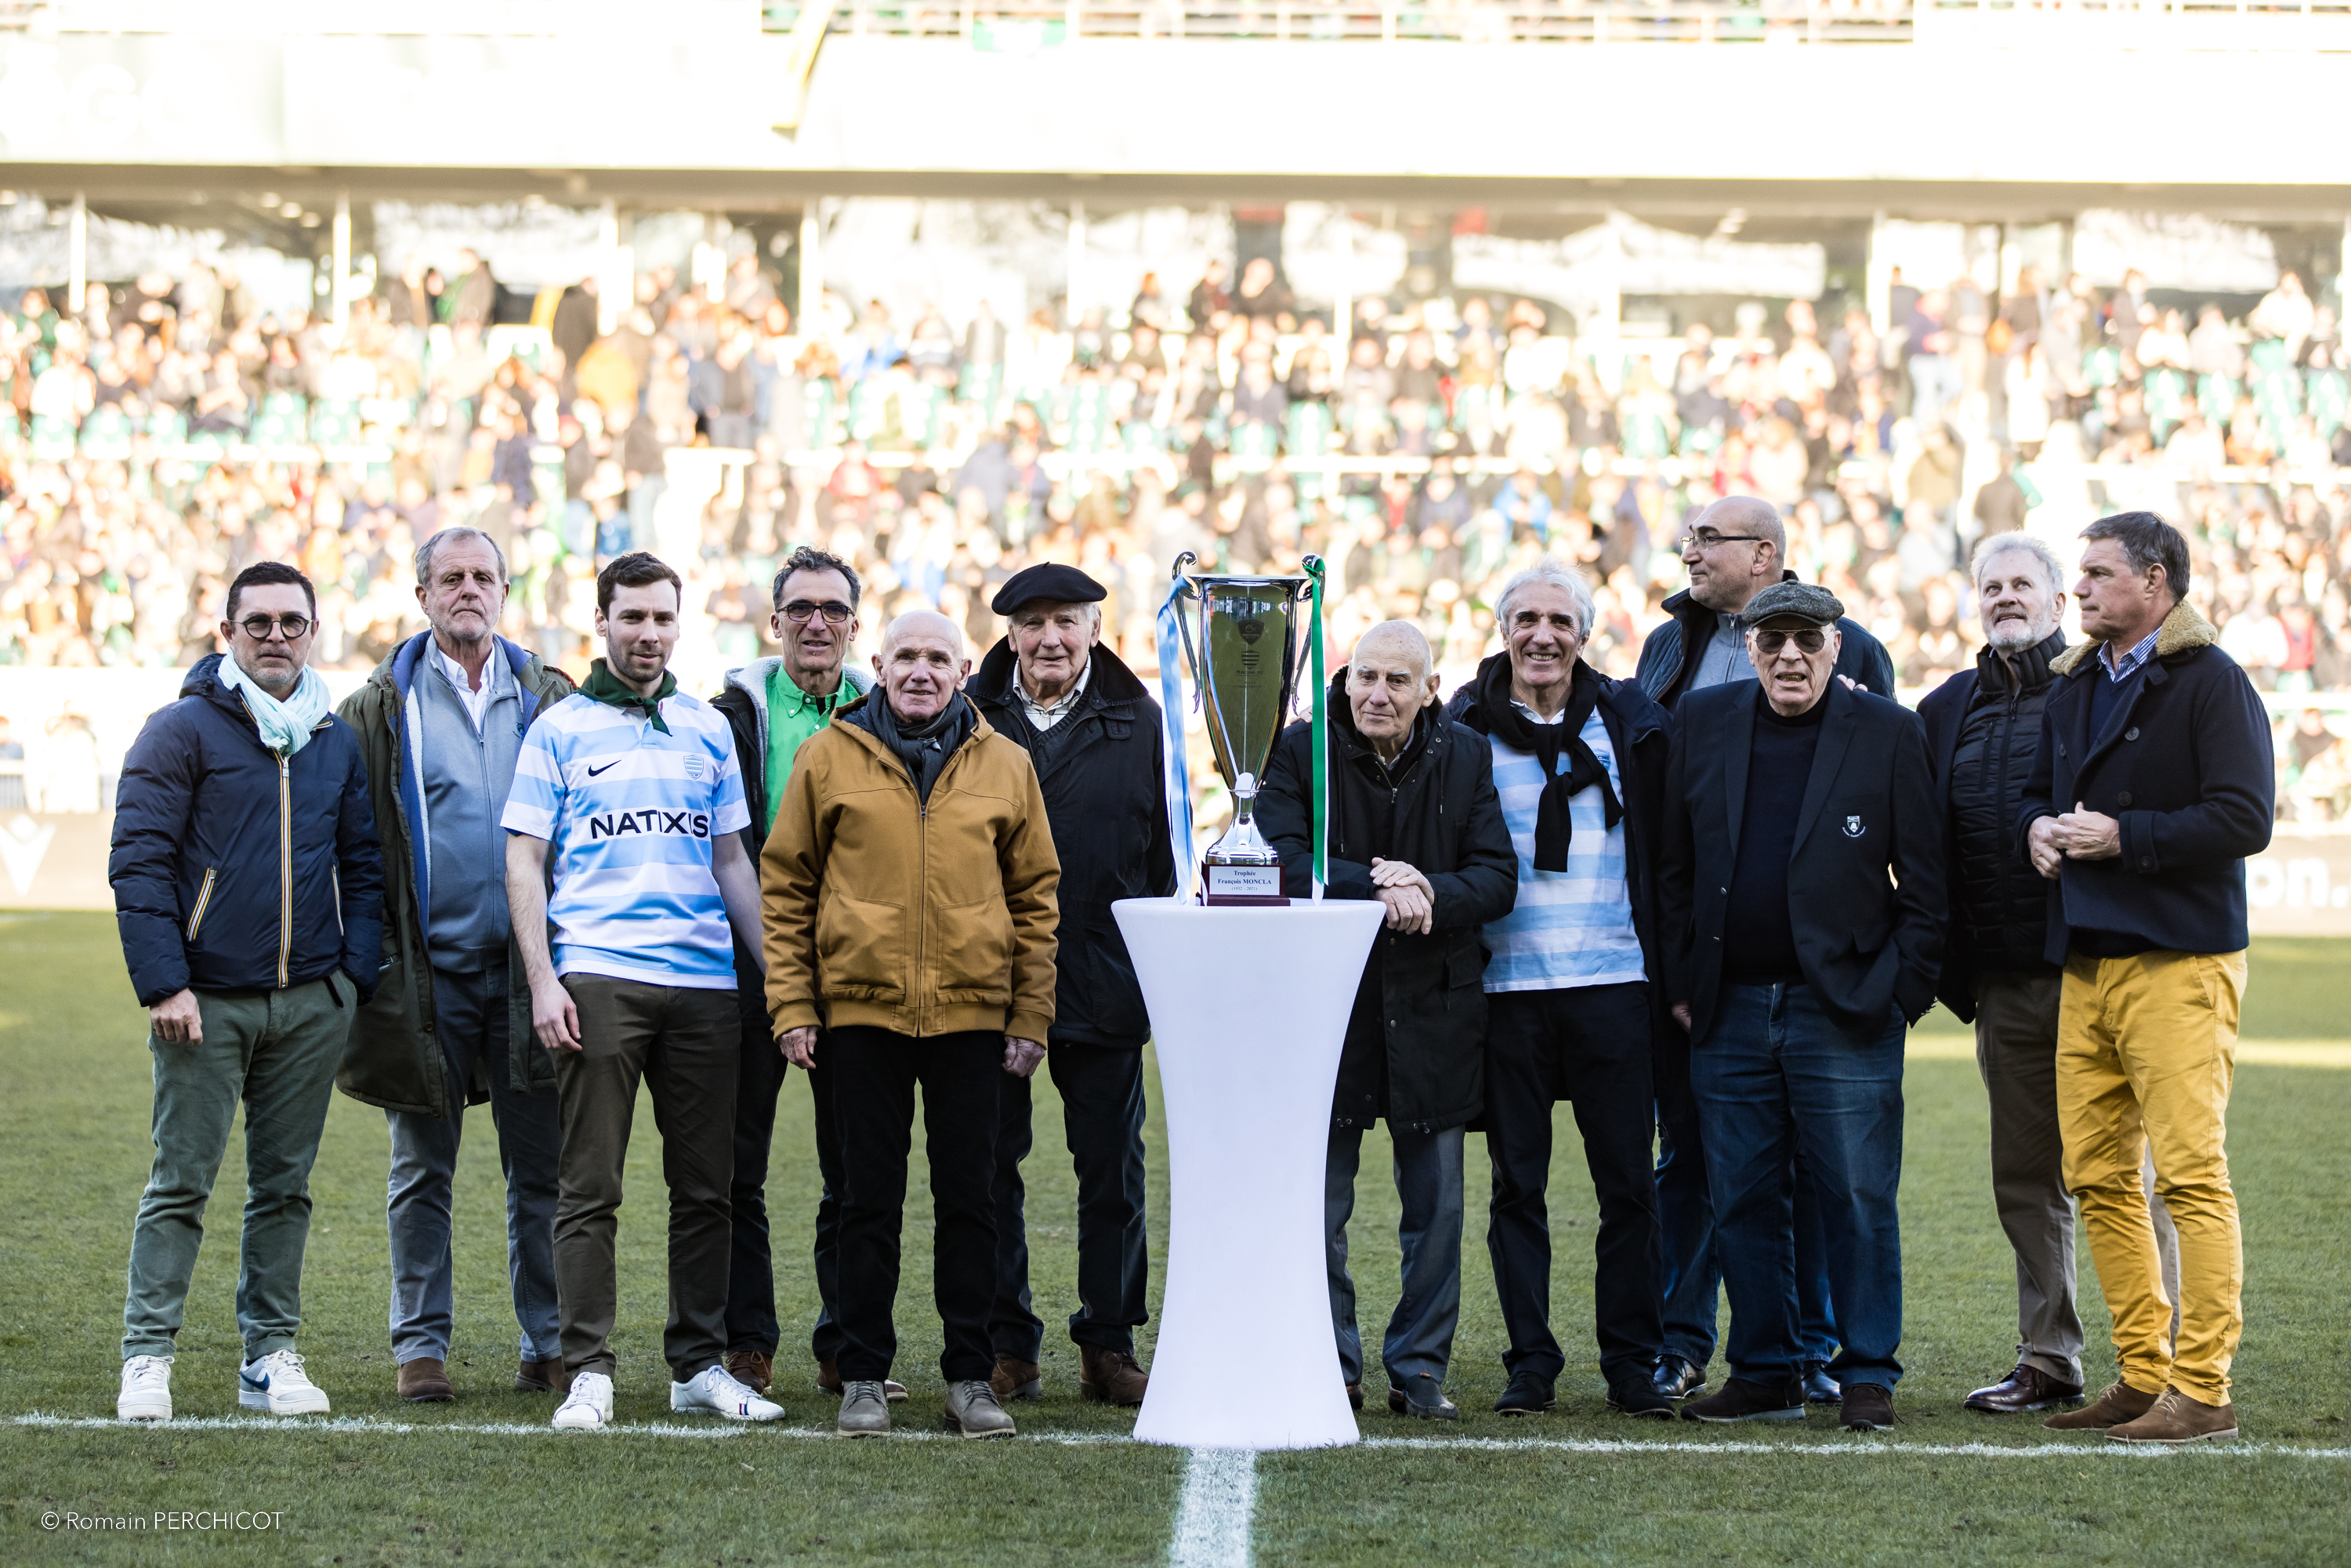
[{"left": 0, "top": 238, "right": 2346, "bottom": 819}]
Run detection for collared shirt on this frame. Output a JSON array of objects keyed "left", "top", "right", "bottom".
[
  {"left": 1687, "top": 610, "right": 1757, "bottom": 692},
  {"left": 436, "top": 643, "right": 497, "bottom": 730},
  {"left": 1016, "top": 654, "right": 1092, "bottom": 733},
  {"left": 2102, "top": 626, "right": 2161, "bottom": 683},
  {"left": 763, "top": 664, "right": 855, "bottom": 834}
]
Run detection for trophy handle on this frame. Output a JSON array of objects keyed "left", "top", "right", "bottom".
[{"left": 1169, "top": 555, "right": 1206, "bottom": 717}]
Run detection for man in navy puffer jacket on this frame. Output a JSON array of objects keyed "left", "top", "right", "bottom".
[{"left": 107, "top": 562, "right": 384, "bottom": 1424}]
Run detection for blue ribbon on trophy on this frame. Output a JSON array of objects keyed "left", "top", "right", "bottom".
[{"left": 1156, "top": 571, "right": 1197, "bottom": 904}]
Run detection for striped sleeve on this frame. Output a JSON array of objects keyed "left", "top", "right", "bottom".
[
  {"left": 708, "top": 719, "right": 751, "bottom": 838},
  {"left": 501, "top": 698, "right": 569, "bottom": 840}
]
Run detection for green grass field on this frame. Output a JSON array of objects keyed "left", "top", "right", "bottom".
[{"left": 2, "top": 911, "right": 2346, "bottom": 1565}]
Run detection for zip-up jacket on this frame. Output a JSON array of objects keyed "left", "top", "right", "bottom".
[
  {"left": 335, "top": 634, "right": 574, "bottom": 1117},
  {"left": 761, "top": 693, "right": 1061, "bottom": 1042},
  {"left": 110, "top": 653, "right": 385, "bottom": 1008},
  {"left": 1634, "top": 573, "right": 1896, "bottom": 711}
]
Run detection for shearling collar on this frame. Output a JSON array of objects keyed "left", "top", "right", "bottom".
[{"left": 2049, "top": 599, "right": 2216, "bottom": 678}]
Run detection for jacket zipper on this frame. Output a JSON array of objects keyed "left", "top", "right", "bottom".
[
  {"left": 277, "top": 756, "right": 292, "bottom": 988},
  {"left": 186, "top": 867, "right": 219, "bottom": 941}
]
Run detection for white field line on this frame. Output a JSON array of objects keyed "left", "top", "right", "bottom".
[
  {"left": 13, "top": 1413, "right": 2349, "bottom": 1461},
  {"left": 1168, "top": 1447, "right": 1257, "bottom": 1568}
]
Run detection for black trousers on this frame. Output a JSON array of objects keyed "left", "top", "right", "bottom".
[
  {"left": 723, "top": 1021, "right": 849, "bottom": 1363},
  {"left": 989, "top": 1043, "right": 1150, "bottom": 1362},
  {"left": 1482, "top": 982, "right": 1667, "bottom": 1386},
  {"left": 831, "top": 1025, "right": 1003, "bottom": 1383}
]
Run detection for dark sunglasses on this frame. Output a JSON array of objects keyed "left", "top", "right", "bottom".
[{"left": 1751, "top": 628, "right": 1828, "bottom": 657}]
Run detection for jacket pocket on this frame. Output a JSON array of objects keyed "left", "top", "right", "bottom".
[
  {"left": 1852, "top": 919, "right": 1890, "bottom": 954},
  {"left": 815, "top": 892, "right": 907, "bottom": 1001},
  {"left": 935, "top": 891, "right": 1014, "bottom": 1003},
  {"left": 186, "top": 867, "right": 219, "bottom": 943},
  {"left": 1446, "top": 936, "right": 1487, "bottom": 990}
]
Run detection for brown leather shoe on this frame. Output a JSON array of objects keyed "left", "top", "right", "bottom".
[
  {"left": 2044, "top": 1380, "right": 2159, "bottom": 1431},
  {"left": 726, "top": 1350, "right": 773, "bottom": 1396},
  {"left": 515, "top": 1357, "right": 571, "bottom": 1395},
  {"left": 1346, "top": 1381, "right": 1364, "bottom": 1411},
  {"left": 2106, "top": 1387, "right": 2240, "bottom": 1443},
  {"left": 990, "top": 1354, "right": 1044, "bottom": 1402},
  {"left": 816, "top": 1358, "right": 907, "bottom": 1402},
  {"left": 1965, "top": 1364, "right": 2085, "bottom": 1414},
  {"left": 1079, "top": 1346, "right": 1149, "bottom": 1407},
  {"left": 397, "top": 1357, "right": 454, "bottom": 1403}
]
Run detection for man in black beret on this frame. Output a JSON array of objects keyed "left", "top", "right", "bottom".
[
  {"left": 1658, "top": 580, "right": 1946, "bottom": 1433},
  {"left": 966, "top": 564, "right": 1176, "bottom": 1407}
]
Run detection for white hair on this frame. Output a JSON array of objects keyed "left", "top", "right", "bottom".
[
  {"left": 1971, "top": 532, "right": 2065, "bottom": 594},
  {"left": 413, "top": 526, "right": 509, "bottom": 587},
  {"left": 1494, "top": 560, "right": 1597, "bottom": 638}
]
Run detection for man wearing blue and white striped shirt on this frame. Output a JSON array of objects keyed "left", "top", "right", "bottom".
[{"left": 1446, "top": 561, "right": 1679, "bottom": 1421}]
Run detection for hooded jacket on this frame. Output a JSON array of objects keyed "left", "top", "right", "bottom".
[
  {"left": 1257, "top": 674, "right": 1520, "bottom": 1133},
  {"left": 1634, "top": 572, "right": 1896, "bottom": 711},
  {"left": 110, "top": 653, "right": 385, "bottom": 1009},
  {"left": 334, "top": 634, "right": 574, "bottom": 1117},
  {"left": 2016, "top": 601, "right": 2273, "bottom": 962},
  {"left": 763, "top": 693, "right": 1060, "bottom": 1043},
  {"left": 968, "top": 639, "right": 1176, "bottom": 1047}
]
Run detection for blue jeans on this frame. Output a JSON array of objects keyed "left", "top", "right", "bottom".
[
  {"left": 1327, "top": 1124, "right": 1464, "bottom": 1389},
  {"left": 385, "top": 963, "right": 563, "bottom": 1365},
  {"left": 1691, "top": 980, "right": 1904, "bottom": 1390}
]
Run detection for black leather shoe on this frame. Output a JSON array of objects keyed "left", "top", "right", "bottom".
[
  {"left": 1654, "top": 1355, "right": 1707, "bottom": 1401},
  {"left": 1965, "top": 1364, "right": 2085, "bottom": 1414},
  {"left": 1840, "top": 1382, "right": 1895, "bottom": 1431},
  {"left": 1606, "top": 1379, "right": 1676, "bottom": 1420},
  {"left": 1346, "top": 1381, "right": 1364, "bottom": 1411},
  {"left": 1802, "top": 1366, "right": 1842, "bottom": 1405},
  {"left": 1387, "top": 1375, "right": 1459, "bottom": 1421},
  {"left": 1680, "top": 1376, "right": 1806, "bottom": 1423},
  {"left": 1494, "top": 1373, "right": 1556, "bottom": 1417}
]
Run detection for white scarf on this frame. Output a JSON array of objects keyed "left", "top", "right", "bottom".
[{"left": 219, "top": 655, "right": 334, "bottom": 757}]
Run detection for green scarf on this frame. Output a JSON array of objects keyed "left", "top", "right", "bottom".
[{"left": 582, "top": 657, "right": 678, "bottom": 733}]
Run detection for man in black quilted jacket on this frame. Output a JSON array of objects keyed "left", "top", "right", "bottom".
[{"left": 107, "top": 561, "right": 383, "bottom": 1425}]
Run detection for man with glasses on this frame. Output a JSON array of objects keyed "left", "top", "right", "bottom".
[
  {"left": 1658, "top": 581, "right": 1944, "bottom": 1432},
  {"left": 336, "top": 527, "right": 578, "bottom": 1405},
  {"left": 1635, "top": 494, "right": 1895, "bottom": 1410},
  {"left": 708, "top": 545, "right": 887, "bottom": 1405},
  {"left": 111, "top": 561, "right": 385, "bottom": 1422}
]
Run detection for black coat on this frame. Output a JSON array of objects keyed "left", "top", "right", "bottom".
[
  {"left": 1259, "top": 679, "right": 1520, "bottom": 1133},
  {"left": 110, "top": 654, "right": 385, "bottom": 1007},
  {"left": 1918, "top": 634, "right": 2063, "bottom": 1023},
  {"left": 1634, "top": 574, "right": 1897, "bottom": 711},
  {"left": 2016, "top": 603, "right": 2273, "bottom": 963},
  {"left": 968, "top": 640, "right": 1176, "bottom": 1047},
  {"left": 1660, "top": 679, "right": 1946, "bottom": 1045}
]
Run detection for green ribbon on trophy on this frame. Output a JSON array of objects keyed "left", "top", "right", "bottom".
[{"left": 1303, "top": 554, "right": 1328, "bottom": 902}]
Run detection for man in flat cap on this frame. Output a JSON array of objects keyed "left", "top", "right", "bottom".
[
  {"left": 1657, "top": 581, "right": 1945, "bottom": 1433},
  {"left": 968, "top": 563, "right": 1175, "bottom": 1407}
]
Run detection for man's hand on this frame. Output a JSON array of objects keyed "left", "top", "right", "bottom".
[
  {"left": 777, "top": 1026, "right": 817, "bottom": 1069},
  {"left": 1369, "top": 857, "right": 1433, "bottom": 898},
  {"left": 531, "top": 974, "right": 583, "bottom": 1052},
  {"left": 1671, "top": 1001, "right": 1691, "bottom": 1034},
  {"left": 2027, "top": 814, "right": 2067, "bottom": 879},
  {"left": 1376, "top": 884, "right": 1434, "bottom": 936},
  {"left": 2054, "top": 801, "right": 2121, "bottom": 861},
  {"left": 1003, "top": 1037, "right": 1046, "bottom": 1078},
  {"left": 150, "top": 989, "right": 203, "bottom": 1045}
]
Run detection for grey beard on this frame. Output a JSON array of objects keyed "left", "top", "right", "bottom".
[{"left": 1987, "top": 618, "right": 2052, "bottom": 654}]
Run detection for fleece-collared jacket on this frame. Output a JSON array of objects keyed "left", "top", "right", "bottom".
[
  {"left": 334, "top": 634, "right": 574, "bottom": 1117},
  {"left": 110, "top": 653, "right": 385, "bottom": 1009},
  {"left": 762, "top": 694, "right": 1061, "bottom": 1043},
  {"left": 2016, "top": 601, "right": 2273, "bottom": 962}
]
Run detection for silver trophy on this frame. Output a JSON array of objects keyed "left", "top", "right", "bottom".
[{"left": 1171, "top": 554, "right": 1316, "bottom": 907}]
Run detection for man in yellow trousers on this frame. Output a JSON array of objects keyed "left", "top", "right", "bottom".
[{"left": 2020, "top": 512, "right": 2273, "bottom": 1443}]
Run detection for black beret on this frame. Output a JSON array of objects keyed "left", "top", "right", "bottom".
[
  {"left": 1737, "top": 580, "right": 1846, "bottom": 628},
  {"left": 991, "top": 563, "right": 1107, "bottom": 616}
]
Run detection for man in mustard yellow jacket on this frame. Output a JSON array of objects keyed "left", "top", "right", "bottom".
[{"left": 763, "top": 610, "right": 1060, "bottom": 1441}]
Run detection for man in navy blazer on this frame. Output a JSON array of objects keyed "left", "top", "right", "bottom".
[{"left": 1658, "top": 581, "right": 1945, "bottom": 1432}]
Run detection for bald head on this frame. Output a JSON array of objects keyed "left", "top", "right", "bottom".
[
  {"left": 1683, "top": 494, "right": 1787, "bottom": 614},
  {"left": 875, "top": 610, "right": 969, "bottom": 724},
  {"left": 1346, "top": 621, "right": 1440, "bottom": 759},
  {"left": 1353, "top": 620, "right": 1433, "bottom": 683}
]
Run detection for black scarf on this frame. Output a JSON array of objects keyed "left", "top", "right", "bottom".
[
  {"left": 1971, "top": 627, "right": 2068, "bottom": 705},
  {"left": 858, "top": 689, "right": 975, "bottom": 804},
  {"left": 1465, "top": 653, "right": 1619, "bottom": 872}
]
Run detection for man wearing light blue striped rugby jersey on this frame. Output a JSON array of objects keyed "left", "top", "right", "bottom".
[
  {"left": 502, "top": 552, "right": 781, "bottom": 1432},
  {"left": 1444, "top": 560, "right": 1679, "bottom": 1421}
]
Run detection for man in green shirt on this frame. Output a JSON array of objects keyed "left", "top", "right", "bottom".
[{"left": 712, "top": 545, "right": 889, "bottom": 1403}]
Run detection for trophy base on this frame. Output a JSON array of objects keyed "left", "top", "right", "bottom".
[{"left": 1201, "top": 863, "right": 1288, "bottom": 907}]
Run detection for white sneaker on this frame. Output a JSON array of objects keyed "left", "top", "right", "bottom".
[
  {"left": 552, "top": 1370, "right": 614, "bottom": 1429},
  {"left": 118, "top": 1355, "right": 173, "bottom": 1422},
  {"left": 672, "top": 1363, "right": 784, "bottom": 1421},
  {"left": 237, "top": 1349, "right": 331, "bottom": 1415}
]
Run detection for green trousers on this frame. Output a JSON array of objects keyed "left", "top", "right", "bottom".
[{"left": 121, "top": 978, "right": 352, "bottom": 1362}]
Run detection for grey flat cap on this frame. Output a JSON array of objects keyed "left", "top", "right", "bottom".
[{"left": 1737, "top": 580, "right": 1846, "bottom": 628}]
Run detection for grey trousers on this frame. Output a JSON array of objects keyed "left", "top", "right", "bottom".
[
  {"left": 1976, "top": 969, "right": 2180, "bottom": 1385},
  {"left": 1327, "top": 1123, "right": 1465, "bottom": 1390}
]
